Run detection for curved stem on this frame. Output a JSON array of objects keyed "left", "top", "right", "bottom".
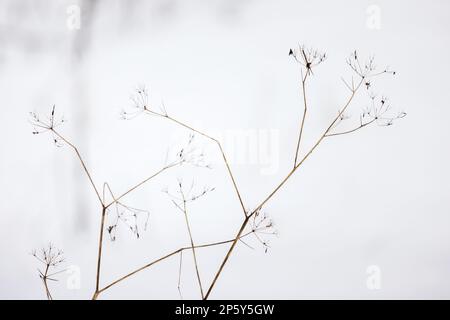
[
  {"left": 51, "top": 129, "right": 103, "bottom": 206},
  {"left": 95, "top": 232, "right": 253, "bottom": 297},
  {"left": 325, "top": 118, "right": 376, "bottom": 137},
  {"left": 204, "top": 79, "right": 363, "bottom": 299},
  {"left": 145, "top": 110, "right": 247, "bottom": 218}
]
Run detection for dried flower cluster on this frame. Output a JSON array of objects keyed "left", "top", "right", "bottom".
[
  {"left": 29, "top": 105, "right": 66, "bottom": 146},
  {"left": 289, "top": 45, "right": 327, "bottom": 76},
  {"left": 32, "top": 244, "right": 65, "bottom": 300}
]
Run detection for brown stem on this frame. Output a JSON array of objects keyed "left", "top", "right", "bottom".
[
  {"left": 42, "top": 265, "right": 52, "bottom": 300},
  {"left": 177, "top": 251, "right": 183, "bottom": 299},
  {"left": 95, "top": 232, "right": 253, "bottom": 297},
  {"left": 294, "top": 73, "right": 308, "bottom": 167},
  {"left": 94, "top": 206, "right": 107, "bottom": 297},
  {"left": 182, "top": 198, "right": 204, "bottom": 298},
  {"left": 204, "top": 79, "right": 364, "bottom": 299},
  {"left": 325, "top": 118, "right": 376, "bottom": 137},
  {"left": 45, "top": 68, "right": 370, "bottom": 301},
  {"left": 104, "top": 161, "right": 182, "bottom": 209},
  {"left": 204, "top": 216, "right": 249, "bottom": 299},
  {"left": 51, "top": 129, "right": 103, "bottom": 206},
  {"left": 145, "top": 110, "right": 247, "bottom": 218}
]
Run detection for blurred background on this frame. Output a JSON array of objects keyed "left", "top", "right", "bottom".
[{"left": 1, "top": 0, "right": 449, "bottom": 299}]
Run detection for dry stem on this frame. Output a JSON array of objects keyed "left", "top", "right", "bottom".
[
  {"left": 180, "top": 187, "right": 204, "bottom": 298},
  {"left": 31, "top": 48, "right": 403, "bottom": 300}
]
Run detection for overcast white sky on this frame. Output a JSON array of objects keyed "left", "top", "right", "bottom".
[{"left": 1, "top": 0, "right": 449, "bottom": 299}]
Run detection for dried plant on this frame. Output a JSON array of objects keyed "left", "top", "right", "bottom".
[
  {"left": 30, "top": 45, "right": 405, "bottom": 300},
  {"left": 31, "top": 244, "right": 65, "bottom": 300},
  {"left": 164, "top": 179, "right": 215, "bottom": 299}
]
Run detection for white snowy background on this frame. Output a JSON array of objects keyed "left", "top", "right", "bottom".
[{"left": 0, "top": 0, "right": 449, "bottom": 299}]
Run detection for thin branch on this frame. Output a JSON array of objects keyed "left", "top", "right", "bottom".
[
  {"left": 32, "top": 244, "right": 64, "bottom": 300},
  {"left": 38, "top": 115, "right": 182, "bottom": 300},
  {"left": 93, "top": 206, "right": 107, "bottom": 299},
  {"left": 341, "top": 77, "right": 353, "bottom": 92},
  {"left": 144, "top": 109, "right": 248, "bottom": 218},
  {"left": 51, "top": 129, "right": 103, "bottom": 206},
  {"left": 294, "top": 71, "right": 309, "bottom": 167},
  {"left": 325, "top": 118, "right": 376, "bottom": 137},
  {"left": 254, "top": 79, "right": 363, "bottom": 215},
  {"left": 104, "top": 161, "right": 182, "bottom": 209},
  {"left": 177, "top": 251, "right": 183, "bottom": 299},
  {"left": 203, "top": 215, "right": 249, "bottom": 300},
  {"left": 180, "top": 187, "right": 204, "bottom": 299},
  {"left": 42, "top": 265, "right": 53, "bottom": 300},
  {"left": 204, "top": 79, "right": 364, "bottom": 300},
  {"left": 96, "top": 232, "right": 253, "bottom": 296}
]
